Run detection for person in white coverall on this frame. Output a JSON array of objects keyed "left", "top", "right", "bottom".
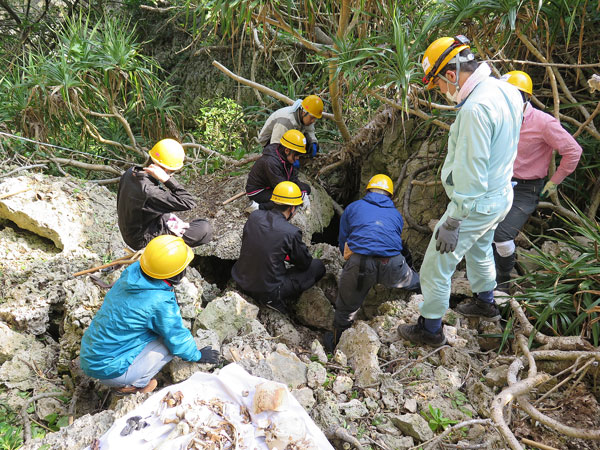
[{"left": 397, "top": 36, "right": 523, "bottom": 347}]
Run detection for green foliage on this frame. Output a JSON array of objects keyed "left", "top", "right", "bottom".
[
  {"left": 421, "top": 404, "right": 458, "bottom": 432},
  {"left": 445, "top": 391, "right": 473, "bottom": 418},
  {"left": 322, "top": 372, "right": 336, "bottom": 389},
  {"left": 0, "top": 399, "right": 22, "bottom": 450},
  {"left": 192, "top": 97, "right": 247, "bottom": 157},
  {"left": 516, "top": 204, "right": 600, "bottom": 346}
]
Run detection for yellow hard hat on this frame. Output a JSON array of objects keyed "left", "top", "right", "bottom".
[
  {"left": 140, "top": 235, "right": 194, "bottom": 279},
  {"left": 422, "top": 35, "right": 471, "bottom": 90},
  {"left": 280, "top": 129, "right": 307, "bottom": 154},
  {"left": 271, "top": 181, "right": 303, "bottom": 206},
  {"left": 148, "top": 139, "right": 185, "bottom": 171},
  {"left": 301, "top": 95, "right": 323, "bottom": 118},
  {"left": 501, "top": 71, "right": 533, "bottom": 96},
  {"left": 366, "top": 174, "right": 393, "bottom": 195}
]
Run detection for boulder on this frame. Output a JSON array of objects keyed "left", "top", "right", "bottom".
[
  {"left": 259, "top": 308, "right": 306, "bottom": 347},
  {"left": 259, "top": 344, "right": 308, "bottom": 389},
  {"left": 339, "top": 399, "right": 368, "bottom": 419},
  {"left": 292, "top": 387, "right": 316, "bottom": 411},
  {"left": 0, "top": 321, "right": 38, "bottom": 363},
  {"left": 0, "top": 175, "right": 122, "bottom": 253},
  {"left": 337, "top": 321, "right": 381, "bottom": 387},
  {"left": 295, "top": 286, "right": 334, "bottom": 330},
  {"left": 194, "top": 291, "right": 259, "bottom": 343},
  {"left": 484, "top": 365, "right": 510, "bottom": 388},
  {"left": 169, "top": 333, "right": 221, "bottom": 382},
  {"left": 307, "top": 362, "right": 327, "bottom": 389},
  {"left": 0, "top": 338, "right": 59, "bottom": 390},
  {"left": 332, "top": 375, "right": 353, "bottom": 395}
]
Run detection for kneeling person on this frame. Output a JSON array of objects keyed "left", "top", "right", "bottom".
[
  {"left": 118, "top": 138, "right": 213, "bottom": 250},
  {"left": 232, "top": 181, "right": 325, "bottom": 314},
  {"left": 80, "top": 235, "right": 219, "bottom": 394},
  {"left": 325, "top": 175, "right": 420, "bottom": 353},
  {"left": 245, "top": 130, "right": 312, "bottom": 212}
]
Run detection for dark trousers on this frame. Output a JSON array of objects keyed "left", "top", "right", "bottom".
[
  {"left": 181, "top": 219, "right": 213, "bottom": 247},
  {"left": 334, "top": 254, "right": 420, "bottom": 329},
  {"left": 493, "top": 178, "right": 544, "bottom": 275},
  {"left": 244, "top": 259, "right": 326, "bottom": 307}
]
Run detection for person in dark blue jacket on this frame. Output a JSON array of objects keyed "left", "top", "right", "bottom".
[
  {"left": 324, "top": 174, "right": 420, "bottom": 353},
  {"left": 80, "top": 235, "right": 219, "bottom": 395}
]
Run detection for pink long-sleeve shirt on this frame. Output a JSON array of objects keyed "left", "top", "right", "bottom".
[{"left": 513, "top": 103, "right": 582, "bottom": 184}]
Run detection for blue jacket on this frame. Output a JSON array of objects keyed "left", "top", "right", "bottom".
[
  {"left": 80, "top": 262, "right": 202, "bottom": 379},
  {"left": 338, "top": 191, "right": 404, "bottom": 257}
]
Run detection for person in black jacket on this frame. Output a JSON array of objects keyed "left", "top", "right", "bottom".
[
  {"left": 232, "top": 181, "right": 325, "bottom": 314},
  {"left": 117, "top": 139, "right": 212, "bottom": 250},
  {"left": 245, "top": 129, "right": 312, "bottom": 213}
]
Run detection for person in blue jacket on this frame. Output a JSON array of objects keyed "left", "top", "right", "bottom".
[
  {"left": 324, "top": 174, "right": 420, "bottom": 353},
  {"left": 397, "top": 36, "right": 523, "bottom": 347},
  {"left": 80, "top": 235, "right": 219, "bottom": 395}
]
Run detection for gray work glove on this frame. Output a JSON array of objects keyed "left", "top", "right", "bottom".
[
  {"left": 435, "top": 217, "right": 461, "bottom": 254},
  {"left": 198, "top": 346, "right": 220, "bottom": 364}
]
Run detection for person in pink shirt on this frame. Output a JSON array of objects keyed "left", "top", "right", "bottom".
[{"left": 494, "top": 71, "right": 582, "bottom": 291}]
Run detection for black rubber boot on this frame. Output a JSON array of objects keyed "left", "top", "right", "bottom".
[
  {"left": 455, "top": 298, "right": 501, "bottom": 321},
  {"left": 494, "top": 248, "right": 515, "bottom": 293},
  {"left": 397, "top": 316, "right": 447, "bottom": 347}
]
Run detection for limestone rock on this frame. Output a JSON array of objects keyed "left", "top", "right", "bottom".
[
  {"left": 477, "top": 320, "right": 504, "bottom": 351},
  {"left": 332, "top": 375, "right": 353, "bottom": 394},
  {"left": 59, "top": 277, "right": 104, "bottom": 371},
  {"left": 259, "top": 308, "right": 305, "bottom": 347},
  {"left": 339, "top": 399, "right": 368, "bottom": 419},
  {"left": 169, "top": 334, "right": 221, "bottom": 382},
  {"left": 433, "top": 366, "right": 462, "bottom": 392},
  {"left": 451, "top": 270, "right": 472, "bottom": 297},
  {"left": 0, "top": 321, "right": 38, "bottom": 363},
  {"left": 404, "top": 398, "right": 418, "bottom": 413},
  {"left": 310, "top": 339, "right": 328, "bottom": 364},
  {"left": 375, "top": 433, "right": 414, "bottom": 450},
  {"left": 390, "top": 413, "right": 434, "bottom": 442},
  {"left": 466, "top": 381, "right": 495, "bottom": 418},
  {"left": 260, "top": 344, "right": 308, "bottom": 389},
  {"left": 0, "top": 175, "right": 122, "bottom": 252},
  {"left": 380, "top": 375, "right": 405, "bottom": 409},
  {"left": 292, "top": 387, "right": 316, "bottom": 411},
  {"left": 194, "top": 291, "right": 259, "bottom": 343},
  {"left": 307, "top": 362, "right": 327, "bottom": 389},
  {"left": 0, "top": 338, "right": 59, "bottom": 390},
  {"left": 174, "top": 275, "right": 202, "bottom": 319},
  {"left": 295, "top": 286, "right": 334, "bottom": 330},
  {"left": 21, "top": 410, "right": 115, "bottom": 450},
  {"left": 484, "top": 365, "right": 509, "bottom": 388},
  {"left": 337, "top": 321, "right": 381, "bottom": 387}
]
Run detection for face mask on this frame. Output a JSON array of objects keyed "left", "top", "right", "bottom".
[{"left": 445, "top": 88, "right": 460, "bottom": 104}]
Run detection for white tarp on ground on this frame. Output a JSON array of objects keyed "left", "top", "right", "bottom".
[{"left": 89, "top": 363, "right": 333, "bottom": 449}]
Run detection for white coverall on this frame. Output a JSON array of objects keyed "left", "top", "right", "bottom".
[{"left": 419, "top": 75, "right": 524, "bottom": 319}]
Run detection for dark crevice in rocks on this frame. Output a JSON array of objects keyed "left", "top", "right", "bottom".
[
  {"left": 311, "top": 213, "right": 340, "bottom": 247},
  {"left": 191, "top": 255, "right": 236, "bottom": 290},
  {"left": 0, "top": 218, "right": 59, "bottom": 250},
  {"left": 49, "top": 302, "right": 65, "bottom": 342}
]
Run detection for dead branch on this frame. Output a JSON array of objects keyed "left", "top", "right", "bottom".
[
  {"left": 0, "top": 164, "right": 47, "bottom": 178},
  {"left": 21, "top": 392, "right": 65, "bottom": 443},
  {"left": 89, "top": 177, "right": 121, "bottom": 185},
  {"left": 520, "top": 438, "right": 559, "bottom": 450},
  {"left": 212, "top": 60, "right": 335, "bottom": 120},
  {"left": 0, "top": 187, "right": 31, "bottom": 200},
  {"left": 370, "top": 91, "right": 451, "bottom": 131},
  {"left": 49, "top": 158, "right": 122, "bottom": 176},
  {"left": 535, "top": 201, "right": 587, "bottom": 227},
  {"left": 486, "top": 59, "right": 600, "bottom": 68},
  {"left": 415, "top": 418, "right": 493, "bottom": 450},
  {"left": 510, "top": 298, "right": 593, "bottom": 350},
  {"left": 183, "top": 143, "right": 238, "bottom": 165},
  {"left": 586, "top": 178, "right": 600, "bottom": 220},
  {"left": 573, "top": 100, "right": 600, "bottom": 138},
  {"left": 140, "top": 4, "right": 180, "bottom": 12},
  {"left": 325, "top": 425, "right": 365, "bottom": 450}
]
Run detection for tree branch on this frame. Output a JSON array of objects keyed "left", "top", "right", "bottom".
[{"left": 49, "top": 158, "right": 122, "bottom": 175}]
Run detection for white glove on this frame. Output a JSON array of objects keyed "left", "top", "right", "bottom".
[{"left": 166, "top": 213, "right": 190, "bottom": 237}]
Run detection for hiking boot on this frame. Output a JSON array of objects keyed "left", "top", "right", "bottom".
[
  {"left": 114, "top": 379, "right": 157, "bottom": 396},
  {"left": 323, "top": 327, "right": 348, "bottom": 354},
  {"left": 455, "top": 298, "right": 501, "bottom": 321},
  {"left": 397, "top": 317, "right": 447, "bottom": 347},
  {"left": 264, "top": 298, "right": 289, "bottom": 315},
  {"left": 496, "top": 272, "right": 512, "bottom": 294}
]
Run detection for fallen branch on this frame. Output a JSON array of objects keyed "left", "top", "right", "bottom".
[
  {"left": 212, "top": 60, "right": 335, "bottom": 121},
  {"left": 0, "top": 164, "right": 47, "bottom": 178},
  {"left": 0, "top": 187, "right": 31, "bottom": 200},
  {"left": 222, "top": 190, "right": 246, "bottom": 206},
  {"left": 414, "top": 418, "right": 493, "bottom": 450},
  {"left": 73, "top": 250, "right": 143, "bottom": 277},
  {"left": 325, "top": 425, "right": 364, "bottom": 449},
  {"left": 520, "top": 438, "right": 559, "bottom": 450},
  {"left": 49, "top": 158, "right": 122, "bottom": 176},
  {"left": 21, "top": 392, "right": 65, "bottom": 443},
  {"left": 411, "top": 180, "right": 442, "bottom": 187}
]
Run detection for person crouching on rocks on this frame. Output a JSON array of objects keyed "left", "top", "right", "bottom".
[
  {"left": 80, "top": 235, "right": 219, "bottom": 395},
  {"left": 117, "top": 138, "right": 213, "bottom": 251}
]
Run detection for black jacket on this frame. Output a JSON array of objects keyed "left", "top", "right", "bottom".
[
  {"left": 117, "top": 167, "right": 196, "bottom": 250},
  {"left": 231, "top": 209, "right": 313, "bottom": 296},
  {"left": 245, "top": 144, "right": 311, "bottom": 195}
]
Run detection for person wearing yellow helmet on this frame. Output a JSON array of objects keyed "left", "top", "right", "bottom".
[
  {"left": 493, "top": 71, "right": 582, "bottom": 292},
  {"left": 245, "top": 129, "right": 312, "bottom": 213},
  {"left": 117, "top": 138, "right": 213, "bottom": 250},
  {"left": 398, "top": 36, "right": 524, "bottom": 347},
  {"left": 80, "top": 236, "right": 220, "bottom": 395},
  {"left": 258, "top": 95, "right": 323, "bottom": 159},
  {"left": 232, "top": 181, "right": 325, "bottom": 315},
  {"left": 323, "top": 174, "right": 420, "bottom": 353}
]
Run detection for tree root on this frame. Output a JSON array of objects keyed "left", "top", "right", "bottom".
[
  {"left": 509, "top": 298, "right": 593, "bottom": 350},
  {"left": 325, "top": 425, "right": 365, "bottom": 449},
  {"left": 402, "top": 162, "right": 438, "bottom": 234},
  {"left": 412, "top": 418, "right": 493, "bottom": 450}
]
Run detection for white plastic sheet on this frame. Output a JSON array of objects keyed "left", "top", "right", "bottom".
[{"left": 89, "top": 363, "right": 333, "bottom": 449}]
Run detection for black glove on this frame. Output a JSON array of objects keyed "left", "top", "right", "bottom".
[
  {"left": 435, "top": 217, "right": 461, "bottom": 254},
  {"left": 198, "top": 346, "right": 219, "bottom": 364}
]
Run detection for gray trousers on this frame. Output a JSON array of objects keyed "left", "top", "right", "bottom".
[
  {"left": 99, "top": 339, "right": 173, "bottom": 388},
  {"left": 334, "top": 253, "right": 420, "bottom": 329}
]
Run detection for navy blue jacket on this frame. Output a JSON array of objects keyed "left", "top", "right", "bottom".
[{"left": 338, "top": 191, "right": 404, "bottom": 257}]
